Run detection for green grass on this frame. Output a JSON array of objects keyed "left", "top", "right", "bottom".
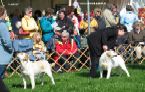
[{"left": 4, "top": 64, "right": 145, "bottom": 92}]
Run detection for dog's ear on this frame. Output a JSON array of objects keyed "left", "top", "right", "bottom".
[
  {"left": 106, "top": 51, "right": 112, "bottom": 58},
  {"left": 24, "top": 54, "right": 29, "bottom": 61}
]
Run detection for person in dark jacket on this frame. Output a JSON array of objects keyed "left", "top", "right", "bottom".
[
  {"left": 0, "top": 78, "right": 9, "bottom": 92},
  {"left": 94, "top": 8, "right": 106, "bottom": 30},
  {"left": 87, "top": 24, "right": 126, "bottom": 78},
  {"left": 56, "top": 10, "right": 74, "bottom": 36}
]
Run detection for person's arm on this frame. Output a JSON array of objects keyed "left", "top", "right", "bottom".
[
  {"left": 0, "top": 23, "right": 13, "bottom": 53},
  {"left": 55, "top": 41, "right": 66, "bottom": 54},
  {"left": 103, "top": 10, "right": 117, "bottom": 25},
  {"left": 66, "top": 18, "right": 74, "bottom": 34},
  {"left": 102, "top": 30, "right": 108, "bottom": 51},
  {"left": 143, "top": 31, "right": 145, "bottom": 42},
  {"left": 21, "top": 17, "right": 35, "bottom": 31},
  {"left": 120, "top": 16, "right": 125, "bottom": 25},
  {"left": 127, "top": 32, "right": 133, "bottom": 44},
  {"left": 69, "top": 39, "right": 78, "bottom": 54},
  {"left": 33, "top": 18, "right": 39, "bottom": 31},
  {"left": 102, "top": 28, "right": 117, "bottom": 50}
]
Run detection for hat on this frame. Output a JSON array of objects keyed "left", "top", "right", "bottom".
[
  {"left": 61, "top": 30, "right": 69, "bottom": 37},
  {"left": 54, "top": 26, "right": 61, "bottom": 30}
]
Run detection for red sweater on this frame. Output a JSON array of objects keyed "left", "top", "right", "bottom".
[{"left": 55, "top": 39, "right": 78, "bottom": 55}]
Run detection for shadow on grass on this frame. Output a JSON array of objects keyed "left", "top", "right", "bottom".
[
  {"left": 127, "top": 64, "right": 145, "bottom": 70},
  {"left": 75, "top": 71, "right": 101, "bottom": 78},
  {"left": 76, "top": 72, "right": 89, "bottom": 78},
  {"left": 12, "top": 82, "right": 48, "bottom": 89}
]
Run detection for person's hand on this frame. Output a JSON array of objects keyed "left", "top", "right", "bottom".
[
  {"left": 10, "top": 32, "right": 15, "bottom": 40},
  {"left": 73, "top": 30, "right": 78, "bottom": 35},
  {"left": 103, "top": 45, "right": 108, "bottom": 52}
]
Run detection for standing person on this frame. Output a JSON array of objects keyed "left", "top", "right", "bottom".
[
  {"left": 87, "top": 24, "right": 126, "bottom": 78},
  {"left": 21, "top": 7, "right": 38, "bottom": 39},
  {"left": 94, "top": 8, "right": 106, "bottom": 30},
  {"left": 120, "top": 5, "right": 138, "bottom": 32},
  {"left": 103, "top": 4, "right": 118, "bottom": 28},
  {"left": 0, "top": 77, "right": 9, "bottom": 92},
  {"left": 0, "top": 6, "right": 13, "bottom": 78},
  {"left": 11, "top": 9, "right": 21, "bottom": 36}
]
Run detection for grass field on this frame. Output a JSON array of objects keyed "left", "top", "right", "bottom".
[{"left": 4, "top": 64, "right": 145, "bottom": 92}]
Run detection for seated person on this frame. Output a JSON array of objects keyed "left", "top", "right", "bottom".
[
  {"left": 79, "top": 15, "right": 98, "bottom": 34},
  {"left": 32, "top": 32, "right": 46, "bottom": 60},
  {"left": 54, "top": 30, "right": 79, "bottom": 71},
  {"left": 128, "top": 21, "right": 145, "bottom": 59},
  {"left": 39, "top": 8, "right": 55, "bottom": 51}
]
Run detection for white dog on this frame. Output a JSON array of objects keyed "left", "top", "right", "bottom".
[
  {"left": 17, "top": 53, "right": 55, "bottom": 89},
  {"left": 99, "top": 51, "right": 130, "bottom": 79},
  {"left": 134, "top": 45, "right": 145, "bottom": 59}
]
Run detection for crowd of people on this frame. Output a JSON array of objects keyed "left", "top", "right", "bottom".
[{"left": 0, "top": 2, "right": 144, "bottom": 81}]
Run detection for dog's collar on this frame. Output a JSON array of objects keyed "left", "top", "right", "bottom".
[{"left": 111, "top": 55, "right": 118, "bottom": 58}]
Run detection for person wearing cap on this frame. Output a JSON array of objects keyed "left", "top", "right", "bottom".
[
  {"left": 54, "top": 30, "right": 78, "bottom": 71},
  {"left": 87, "top": 24, "right": 126, "bottom": 78},
  {"left": 21, "top": 7, "right": 38, "bottom": 39}
]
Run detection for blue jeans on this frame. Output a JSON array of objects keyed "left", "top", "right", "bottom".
[{"left": 0, "top": 65, "right": 6, "bottom": 79}]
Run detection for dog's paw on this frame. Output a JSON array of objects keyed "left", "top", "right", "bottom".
[
  {"left": 99, "top": 77, "right": 102, "bottom": 79},
  {"left": 106, "top": 77, "right": 110, "bottom": 79},
  {"left": 127, "top": 75, "right": 130, "bottom": 77},
  {"left": 52, "top": 82, "right": 55, "bottom": 85}
]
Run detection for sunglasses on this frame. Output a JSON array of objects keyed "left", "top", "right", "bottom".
[
  {"left": 29, "top": 11, "right": 32, "bottom": 14},
  {"left": 62, "top": 36, "right": 67, "bottom": 38}
]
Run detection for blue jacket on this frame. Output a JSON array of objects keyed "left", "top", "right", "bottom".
[
  {"left": 40, "top": 16, "right": 55, "bottom": 43},
  {"left": 0, "top": 18, "right": 13, "bottom": 65},
  {"left": 120, "top": 11, "right": 138, "bottom": 32}
]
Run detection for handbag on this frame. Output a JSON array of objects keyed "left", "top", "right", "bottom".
[
  {"left": 19, "top": 18, "right": 30, "bottom": 35},
  {"left": 19, "top": 28, "right": 30, "bottom": 35}
]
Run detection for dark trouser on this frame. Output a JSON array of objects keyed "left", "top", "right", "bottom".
[
  {"left": 0, "top": 77, "right": 9, "bottom": 92},
  {"left": 0, "top": 65, "right": 6, "bottom": 79},
  {"left": 87, "top": 39, "right": 101, "bottom": 78},
  {"left": 89, "top": 56, "right": 100, "bottom": 78}
]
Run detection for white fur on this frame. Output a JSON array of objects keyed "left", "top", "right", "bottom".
[
  {"left": 17, "top": 53, "right": 55, "bottom": 89},
  {"left": 99, "top": 51, "right": 130, "bottom": 79},
  {"left": 134, "top": 46, "right": 145, "bottom": 59}
]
